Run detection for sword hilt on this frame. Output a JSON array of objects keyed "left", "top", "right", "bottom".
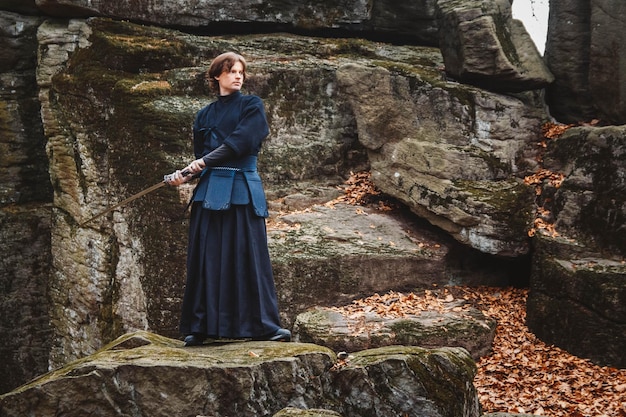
[{"left": 163, "top": 169, "right": 191, "bottom": 183}]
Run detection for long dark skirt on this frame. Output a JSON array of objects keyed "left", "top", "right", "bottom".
[{"left": 179, "top": 202, "right": 282, "bottom": 339}]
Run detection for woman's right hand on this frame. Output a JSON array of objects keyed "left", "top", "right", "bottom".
[{"left": 164, "top": 169, "right": 189, "bottom": 186}]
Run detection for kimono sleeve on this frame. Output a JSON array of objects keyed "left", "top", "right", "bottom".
[{"left": 223, "top": 96, "right": 270, "bottom": 156}]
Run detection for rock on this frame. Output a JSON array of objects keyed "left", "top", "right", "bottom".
[
  {"left": 337, "top": 62, "right": 544, "bottom": 256},
  {"left": 269, "top": 203, "right": 450, "bottom": 323},
  {"left": 0, "top": 0, "right": 624, "bottom": 402},
  {"left": 0, "top": 1, "right": 39, "bottom": 14},
  {"left": 0, "top": 11, "right": 50, "bottom": 204},
  {"left": 436, "top": 0, "right": 554, "bottom": 92},
  {"left": 270, "top": 202, "right": 530, "bottom": 327},
  {"left": 542, "top": 125, "right": 626, "bottom": 256},
  {"left": 527, "top": 234, "right": 626, "bottom": 368},
  {"left": 28, "top": 15, "right": 545, "bottom": 371},
  {"left": 292, "top": 302, "right": 496, "bottom": 360},
  {"left": 526, "top": 124, "right": 626, "bottom": 367},
  {"left": 588, "top": 0, "right": 626, "bottom": 125},
  {"left": 482, "top": 414, "right": 543, "bottom": 417},
  {"left": 331, "top": 345, "right": 479, "bottom": 417},
  {"left": 0, "top": 10, "right": 52, "bottom": 395},
  {"left": 27, "top": 0, "right": 440, "bottom": 45},
  {"left": 0, "top": 206, "right": 53, "bottom": 395},
  {"left": 0, "top": 331, "right": 481, "bottom": 417},
  {"left": 545, "top": 0, "right": 626, "bottom": 125}
]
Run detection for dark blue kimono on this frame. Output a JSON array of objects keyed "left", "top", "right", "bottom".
[{"left": 179, "top": 91, "right": 282, "bottom": 339}]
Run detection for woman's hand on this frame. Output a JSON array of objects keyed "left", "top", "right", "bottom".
[
  {"left": 164, "top": 169, "right": 189, "bottom": 186},
  {"left": 184, "top": 158, "right": 206, "bottom": 175},
  {"left": 164, "top": 158, "right": 206, "bottom": 187}
]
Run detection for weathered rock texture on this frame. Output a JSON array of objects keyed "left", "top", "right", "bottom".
[
  {"left": 29, "top": 16, "right": 547, "bottom": 372},
  {"left": 4, "top": 0, "right": 441, "bottom": 45},
  {"left": 292, "top": 303, "right": 496, "bottom": 360},
  {"left": 0, "top": 11, "right": 53, "bottom": 395},
  {"left": 1, "top": 0, "right": 625, "bottom": 398},
  {"left": 0, "top": 331, "right": 481, "bottom": 417},
  {"left": 545, "top": 0, "right": 626, "bottom": 125},
  {"left": 437, "top": 0, "right": 553, "bottom": 92},
  {"left": 270, "top": 204, "right": 451, "bottom": 322},
  {"left": 337, "top": 62, "right": 543, "bottom": 256},
  {"left": 542, "top": 126, "right": 626, "bottom": 255},
  {"left": 269, "top": 202, "right": 530, "bottom": 327},
  {"left": 526, "top": 125, "right": 626, "bottom": 368},
  {"left": 527, "top": 235, "right": 626, "bottom": 368}
]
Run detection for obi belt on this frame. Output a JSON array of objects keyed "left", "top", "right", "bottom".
[{"left": 192, "top": 155, "right": 268, "bottom": 218}]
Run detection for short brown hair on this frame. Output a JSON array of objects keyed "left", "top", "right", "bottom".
[{"left": 207, "top": 52, "right": 247, "bottom": 93}]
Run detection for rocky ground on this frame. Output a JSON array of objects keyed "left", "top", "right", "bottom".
[
  {"left": 335, "top": 286, "right": 626, "bottom": 416},
  {"left": 269, "top": 172, "right": 626, "bottom": 417}
]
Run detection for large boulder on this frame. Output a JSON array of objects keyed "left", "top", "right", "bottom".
[
  {"left": 0, "top": 0, "right": 440, "bottom": 45},
  {"left": 527, "top": 234, "right": 626, "bottom": 368},
  {"left": 269, "top": 203, "right": 526, "bottom": 327},
  {"left": 337, "top": 62, "right": 544, "bottom": 256},
  {"left": 526, "top": 125, "right": 626, "bottom": 368},
  {"left": 542, "top": 125, "right": 626, "bottom": 255},
  {"left": 0, "top": 0, "right": 38, "bottom": 14},
  {"left": 274, "top": 408, "right": 342, "bottom": 417},
  {"left": 545, "top": 0, "right": 626, "bottom": 125},
  {"left": 292, "top": 302, "right": 496, "bottom": 360},
  {"left": 0, "top": 331, "right": 481, "bottom": 417},
  {"left": 436, "top": 0, "right": 553, "bottom": 92},
  {"left": 588, "top": 0, "right": 626, "bottom": 125},
  {"left": 269, "top": 203, "right": 450, "bottom": 323}
]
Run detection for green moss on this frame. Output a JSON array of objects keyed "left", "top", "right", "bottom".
[
  {"left": 6, "top": 333, "right": 334, "bottom": 396},
  {"left": 84, "top": 18, "right": 200, "bottom": 73},
  {"left": 372, "top": 60, "right": 441, "bottom": 82},
  {"left": 453, "top": 179, "right": 535, "bottom": 236}
]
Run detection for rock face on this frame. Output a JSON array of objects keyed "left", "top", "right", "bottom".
[
  {"left": 270, "top": 204, "right": 451, "bottom": 322},
  {"left": 526, "top": 125, "right": 626, "bottom": 368},
  {"left": 1, "top": 0, "right": 625, "bottom": 398},
  {"left": 337, "top": 62, "right": 543, "bottom": 256},
  {"left": 269, "top": 202, "right": 530, "bottom": 327},
  {"left": 527, "top": 235, "right": 626, "bottom": 368},
  {"left": 16, "top": 0, "right": 441, "bottom": 45},
  {"left": 437, "top": 0, "right": 554, "bottom": 92},
  {"left": 545, "top": 0, "right": 626, "bottom": 125},
  {"left": 29, "top": 16, "right": 546, "bottom": 372},
  {"left": 0, "top": 331, "right": 481, "bottom": 417},
  {"left": 0, "top": 11, "right": 53, "bottom": 395},
  {"left": 541, "top": 126, "right": 626, "bottom": 255}
]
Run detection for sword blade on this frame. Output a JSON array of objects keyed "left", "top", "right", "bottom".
[
  {"left": 81, "top": 180, "right": 166, "bottom": 226},
  {"left": 81, "top": 169, "right": 191, "bottom": 226}
]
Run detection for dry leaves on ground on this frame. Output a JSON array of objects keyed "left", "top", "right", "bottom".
[
  {"left": 339, "top": 287, "right": 626, "bottom": 417},
  {"left": 329, "top": 171, "right": 395, "bottom": 211},
  {"left": 331, "top": 288, "right": 470, "bottom": 319}
]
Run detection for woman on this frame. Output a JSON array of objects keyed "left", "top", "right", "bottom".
[{"left": 166, "top": 52, "right": 290, "bottom": 346}]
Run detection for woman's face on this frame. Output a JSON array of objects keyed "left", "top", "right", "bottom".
[{"left": 215, "top": 61, "right": 244, "bottom": 96}]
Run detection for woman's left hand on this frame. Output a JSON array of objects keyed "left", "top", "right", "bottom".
[{"left": 184, "top": 158, "right": 206, "bottom": 175}]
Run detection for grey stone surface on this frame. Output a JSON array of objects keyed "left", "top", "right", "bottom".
[
  {"left": 292, "top": 302, "right": 496, "bottom": 360},
  {"left": 0, "top": 331, "right": 480, "bottom": 417},
  {"left": 545, "top": 0, "right": 626, "bottom": 125},
  {"left": 437, "top": 0, "right": 553, "bottom": 92}
]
